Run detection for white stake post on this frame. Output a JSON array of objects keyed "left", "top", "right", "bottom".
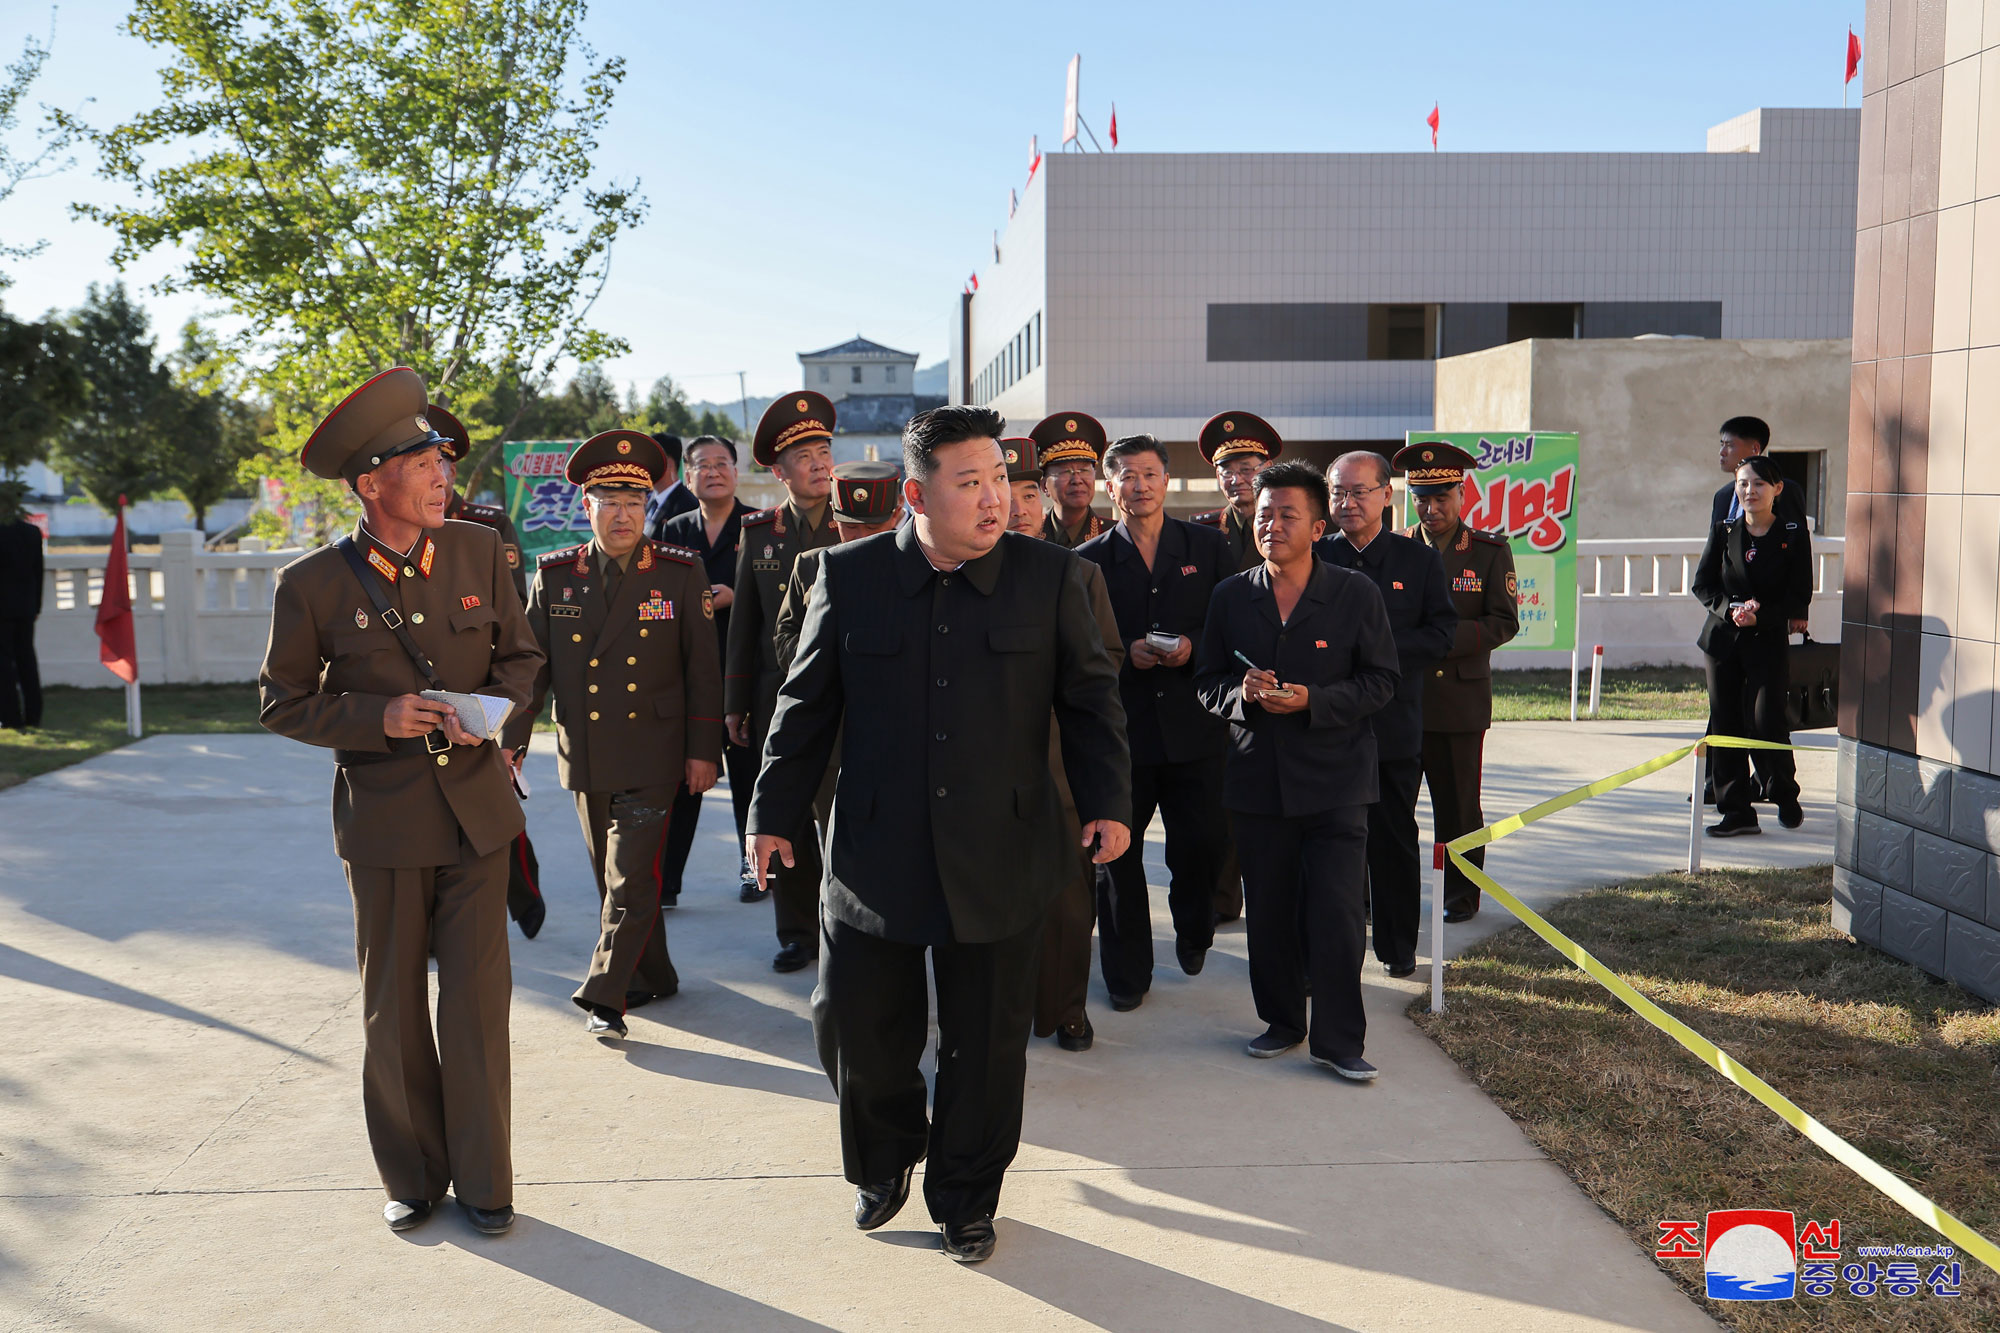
[
  {"left": 1687, "top": 743, "right": 1704, "bottom": 873},
  {"left": 1587, "top": 644, "right": 1605, "bottom": 718},
  {"left": 1429, "top": 840, "right": 1446, "bottom": 1014},
  {"left": 125, "top": 680, "right": 142, "bottom": 738}
]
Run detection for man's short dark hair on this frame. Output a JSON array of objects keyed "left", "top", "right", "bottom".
[
  {"left": 686, "top": 434, "right": 738, "bottom": 465},
  {"left": 1254, "top": 460, "right": 1330, "bottom": 521},
  {"left": 1719, "top": 416, "right": 1770, "bottom": 449},
  {"left": 904, "top": 405, "right": 1005, "bottom": 482},
  {"left": 1104, "top": 433, "right": 1170, "bottom": 474},
  {"left": 653, "top": 433, "right": 684, "bottom": 468}
]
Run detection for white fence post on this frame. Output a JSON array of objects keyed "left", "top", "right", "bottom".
[{"left": 158, "top": 530, "right": 202, "bottom": 683}]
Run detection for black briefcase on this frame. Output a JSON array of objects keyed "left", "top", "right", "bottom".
[{"left": 1786, "top": 634, "right": 1839, "bottom": 731}]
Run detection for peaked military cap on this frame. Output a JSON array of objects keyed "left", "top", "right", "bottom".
[
  {"left": 753, "top": 391, "right": 837, "bottom": 467},
  {"left": 427, "top": 403, "right": 472, "bottom": 462},
  {"left": 830, "top": 461, "right": 902, "bottom": 522},
  {"left": 1394, "top": 439, "right": 1480, "bottom": 495},
  {"left": 299, "top": 367, "right": 447, "bottom": 484},
  {"left": 1000, "top": 436, "right": 1042, "bottom": 483},
  {"left": 1198, "top": 411, "right": 1283, "bottom": 466},
  {"left": 567, "top": 429, "right": 667, "bottom": 490},
  {"left": 1030, "top": 412, "right": 1107, "bottom": 470}
]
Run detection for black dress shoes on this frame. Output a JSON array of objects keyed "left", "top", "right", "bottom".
[
  {"left": 1707, "top": 812, "right": 1762, "bottom": 838},
  {"left": 1107, "top": 991, "right": 1143, "bottom": 1012},
  {"left": 854, "top": 1164, "right": 915, "bottom": 1231},
  {"left": 461, "top": 1201, "right": 515, "bottom": 1235},
  {"left": 1384, "top": 960, "right": 1417, "bottom": 979},
  {"left": 1176, "top": 943, "right": 1207, "bottom": 976},
  {"left": 772, "top": 942, "right": 815, "bottom": 973},
  {"left": 1778, "top": 799, "right": 1805, "bottom": 829},
  {"left": 383, "top": 1198, "right": 431, "bottom": 1231},
  {"left": 1443, "top": 906, "right": 1478, "bottom": 924},
  {"left": 940, "top": 1217, "right": 996, "bottom": 1263},
  {"left": 515, "top": 899, "right": 545, "bottom": 940},
  {"left": 584, "top": 1005, "right": 627, "bottom": 1038},
  {"left": 1056, "top": 1014, "right": 1093, "bottom": 1052}
]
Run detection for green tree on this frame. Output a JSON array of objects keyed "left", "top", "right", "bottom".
[
  {"left": 165, "top": 321, "right": 262, "bottom": 531},
  {"left": 51, "top": 283, "right": 175, "bottom": 512},
  {"left": 68, "top": 0, "right": 644, "bottom": 539}
]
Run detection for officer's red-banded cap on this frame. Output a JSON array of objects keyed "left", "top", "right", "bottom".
[{"left": 299, "top": 368, "right": 446, "bottom": 483}]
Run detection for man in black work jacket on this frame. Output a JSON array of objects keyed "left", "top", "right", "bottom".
[
  {"left": 1315, "top": 451, "right": 1457, "bottom": 978},
  {"left": 1197, "top": 461, "right": 1399, "bottom": 1080},
  {"left": 747, "top": 405, "right": 1131, "bottom": 1265},
  {"left": 1077, "top": 433, "right": 1232, "bottom": 1007}
]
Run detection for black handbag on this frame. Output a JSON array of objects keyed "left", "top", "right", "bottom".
[{"left": 1785, "top": 633, "right": 1839, "bottom": 731}]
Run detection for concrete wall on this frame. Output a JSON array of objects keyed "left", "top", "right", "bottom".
[{"left": 1434, "top": 337, "right": 1852, "bottom": 541}]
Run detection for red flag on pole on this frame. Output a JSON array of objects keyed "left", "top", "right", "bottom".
[
  {"left": 1109, "top": 104, "right": 1119, "bottom": 149},
  {"left": 96, "top": 496, "right": 138, "bottom": 684},
  {"left": 1426, "top": 103, "right": 1440, "bottom": 150},
  {"left": 968, "top": 272, "right": 979, "bottom": 292},
  {"left": 1845, "top": 28, "right": 1861, "bottom": 84},
  {"left": 1027, "top": 133, "right": 1041, "bottom": 183}
]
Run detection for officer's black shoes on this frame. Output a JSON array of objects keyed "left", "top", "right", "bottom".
[
  {"left": 739, "top": 882, "right": 770, "bottom": 904},
  {"left": 1056, "top": 1015, "right": 1094, "bottom": 1052},
  {"left": 383, "top": 1198, "right": 431, "bottom": 1232},
  {"left": 940, "top": 1217, "right": 997, "bottom": 1264},
  {"left": 1245, "top": 1029, "right": 1300, "bottom": 1059},
  {"left": 624, "top": 990, "right": 667, "bottom": 1010},
  {"left": 1778, "top": 799, "right": 1805, "bottom": 829},
  {"left": 584, "top": 1005, "right": 627, "bottom": 1039},
  {"left": 772, "top": 942, "right": 815, "bottom": 973},
  {"left": 660, "top": 892, "right": 679, "bottom": 911},
  {"left": 1310, "top": 1052, "right": 1379, "bottom": 1082},
  {"left": 1443, "top": 906, "right": 1478, "bottom": 924},
  {"left": 853, "top": 1164, "right": 915, "bottom": 1231},
  {"left": 1707, "top": 812, "right": 1762, "bottom": 838},
  {"left": 461, "top": 1202, "right": 515, "bottom": 1235},
  {"left": 1107, "top": 991, "right": 1143, "bottom": 1012},
  {"left": 1176, "top": 943, "right": 1207, "bottom": 976},
  {"left": 1384, "top": 960, "right": 1417, "bottom": 979},
  {"left": 515, "top": 899, "right": 545, "bottom": 940}
]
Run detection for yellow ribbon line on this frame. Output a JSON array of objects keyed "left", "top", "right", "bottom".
[{"left": 1442, "top": 735, "right": 2000, "bottom": 1273}]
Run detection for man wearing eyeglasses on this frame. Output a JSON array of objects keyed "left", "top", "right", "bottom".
[
  {"left": 1315, "top": 452, "right": 1456, "bottom": 980},
  {"left": 1032, "top": 412, "right": 1110, "bottom": 548}
]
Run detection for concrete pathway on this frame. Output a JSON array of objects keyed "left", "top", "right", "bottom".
[{"left": 0, "top": 721, "right": 1833, "bottom": 1331}]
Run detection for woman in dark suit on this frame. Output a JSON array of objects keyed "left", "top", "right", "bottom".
[{"left": 1693, "top": 455, "right": 1814, "bottom": 836}]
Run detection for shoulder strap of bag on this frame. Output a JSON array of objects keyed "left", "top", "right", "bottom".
[{"left": 336, "top": 536, "right": 446, "bottom": 692}]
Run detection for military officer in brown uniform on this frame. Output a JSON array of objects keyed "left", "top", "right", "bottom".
[
  {"left": 1191, "top": 410, "right": 1281, "bottom": 575},
  {"left": 501, "top": 431, "right": 724, "bottom": 1037},
  {"left": 259, "top": 367, "right": 542, "bottom": 1236},
  {"left": 774, "top": 461, "right": 905, "bottom": 675},
  {"left": 1034, "top": 411, "right": 1111, "bottom": 548},
  {"left": 428, "top": 403, "right": 547, "bottom": 940},
  {"left": 1006, "top": 436, "right": 1123, "bottom": 1052},
  {"left": 1394, "top": 440, "right": 1520, "bottom": 923},
  {"left": 725, "top": 393, "right": 838, "bottom": 971}
]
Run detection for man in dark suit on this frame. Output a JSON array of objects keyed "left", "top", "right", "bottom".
[
  {"left": 1315, "top": 451, "right": 1457, "bottom": 978},
  {"left": 0, "top": 484, "right": 44, "bottom": 731},
  {"left": 659, "top": 435, "right": 756, "bottom": 901},
  {"left": 748, "top": 405, "right": 1131, "bottom": 1264},
  {"left": 1196, "top": 460, "right": 1399, "bottom": 1080},
  {"left": 644, "top": 434, "right": 698, "bottom": 538},
  {"left": 1710, "top": 416, "right": 1808, "bottom": 533},
  {"left": 1077, "top": 433, "right": 1232, "bottom": 1008}
]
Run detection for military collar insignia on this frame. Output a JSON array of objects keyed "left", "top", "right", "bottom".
[
  {"left": 573, "top": 545, "right": 591, "bottom": 576},
  {"left": 416, "top": 536, "right": 436, "bottom": 579},
  {"left": 636, "top": 542, "right": 655, "bottom": 572},
  {"left": 1456, "top": 528, "right": 1469, "bottom": 552},
  {"left": 365, "top": 546, "right": 399, "bottom": 583}
]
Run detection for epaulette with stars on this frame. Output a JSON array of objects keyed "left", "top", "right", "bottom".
[
  {"left": 1191, "top": 508, "right": 1224, "bottom": 525},
  {"left": 650, "top": 541, "right": 700, "bottom": 566},
  {"left": 539, "top": 543, "right": 586, "bottom": 569},
  {"left": 459, "top": 501, "right": 507, "bottom": 523},
  {"left": 741, "top": 507, "right": 779, "bottom": 527},
  {"left": 1466, "top": 528, "right": 1511, "bottom": 547}
]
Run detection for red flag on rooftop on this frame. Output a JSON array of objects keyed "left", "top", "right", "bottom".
[
  {"left": 1109, "top": 104, "right": 1119, "bottom": 149},
  {"left": 96, "top": 496, "right": 137, "bottom": 684},
  {"left": 968, "top": 272, "right": 979, "bottom": 292},
  {"left": 1845, "top": 28, "right": 1861, "bottom": 84},
  {"left": 1426, "top": 103, "right": 1440, "bottom": 150}
]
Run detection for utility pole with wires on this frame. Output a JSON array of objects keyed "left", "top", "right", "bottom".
[{"left": 737, "top": 371, "right": 750, "bottom": 437}]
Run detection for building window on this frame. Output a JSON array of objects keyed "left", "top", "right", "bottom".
[
  {"left": 1366, "top": 305, "right": 1438, "bottom": 360},
  {"left": 886, "top": 365, "right": 897, "bottom": 384},
  {"left": 818, "top": 366, "right": 829, "bottom": 383},
  {"left": 1506, "top": 304, "right": 1580, "bottom": 342},
  {"left": 851, "top": 365, "right": 863, "bottom": 384}
]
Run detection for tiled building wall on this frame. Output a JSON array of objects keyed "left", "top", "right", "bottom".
[{"left": 1835, "top": 0, "right": 2000, "bottom": 1001}]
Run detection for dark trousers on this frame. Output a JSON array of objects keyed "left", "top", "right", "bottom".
[
  {"left": 1095, "top": 755, "right": 1225, "bottom": 997},
  {"left": 1235, "top": 805, "right": 1369, "bottom": 1061},
  {"left": 1420, "top": 731, "right": 1487, "bottom": 914},
  {"left": 504, "top": 831, "right": 544, "bottom": 923},
  {"left": 0, "top": 617, "right": 40, "bottom": 728},
  {"left": 1706, "top": 648, "right": 1797, "bottom": 817},
  {"left": 1365, "top": 755, "right": 1424, "bottom": 968},
  {"left": 1213, "top": 819, "right": 1244, "bottom": 923},
  {"left": 811, "top": 913, "right": 1042, "bottom": 1224},
  {"left": 660, "top": 740, "right": 758, "bottom": 897},
  {"left": 1034, "top": 848, "right": 1096, "bottom": 1036},
  {"left": 572, "top": 786, "right": 679, "bottom": 1009},
  {"left": 344, "top": 840, "right": 512, "bottom": 1209}
]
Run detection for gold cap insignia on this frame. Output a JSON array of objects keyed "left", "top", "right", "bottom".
[
  {"left": 797, "top": 398, "right": 809, "bottom": 412},
  {"left": 1005, "top": 448, "right": 1019, "bottom": 464},
  {"left": 1224, "top": 419, "right": 1235, "bottom": 432},
  {"left": 852, "top": 485, "right": 866, "bottom": 503},
  {"left": 1065, "top": 418, "right": 1078, "bottom": 432},
  {"left": 414, "top": 415, "right": 430, "bottom": 432},
  {"left": 617, "top": 439, "right": 632, "bottom": 454},
  {"left": 1423, "top": 449, "right": 1434, "bottom": 462}
]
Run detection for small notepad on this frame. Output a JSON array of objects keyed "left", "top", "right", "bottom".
[{"left": 419, "top": 690, "right": 514, "bottom": 741}]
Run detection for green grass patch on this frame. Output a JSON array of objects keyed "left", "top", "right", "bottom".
[
  {"left": 0, "top": 684, "right": 265, "bottom": 791},
  {"left": 1493, "top": 666, "right": 1709, "bottom": 722},
  {"left": 1413, "top": 864, "right": 2000, "bottom": 1329}
]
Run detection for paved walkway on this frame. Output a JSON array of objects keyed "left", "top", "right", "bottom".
[{"left": 0, "top": 721, "right": 1835, "bottom": 1331}]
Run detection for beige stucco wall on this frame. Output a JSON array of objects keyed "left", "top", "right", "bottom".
[{"left": 1433, "top": 337, "right": 1851, "bottom": 539}]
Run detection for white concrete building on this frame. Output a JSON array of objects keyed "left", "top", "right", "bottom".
[
  {"left": 798, "top": 336, "right": 919, "bottom": 400},
  {"left": 950, "top": 107, "right": 1860, "bottom": 483}
]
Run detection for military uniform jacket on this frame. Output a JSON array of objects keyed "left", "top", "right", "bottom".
[
  {"left": 503, "top": 539, "right": 724, "bottom": 793},
  {"left": 1314, "top": 529, "right": 1459, "bottom": 760},
  {"left": 259, "top": 520, "right": 543, "bottom": 868},
  {"left": 748, "top": 527, "right": 1132, "bottom": 946},
  {"left": 446, "top": 492, "right": 527, "bottom": 605},
  {"left": 1042, "top": 508, "right": 1109, "bottom": 550},
  {"left": 1191, "top": 506, "right": 1260, "bottom": 574},
  {"left": 724, "top": 500, "right": 836, "bottom": 727},
  {"left": 1076, "top": 517, "right": 1230, "bottom": 766},
  {"left": 1404, "top": 522, "right": 1520, "bottom": 733}
]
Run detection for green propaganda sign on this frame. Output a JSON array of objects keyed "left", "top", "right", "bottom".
[{"left": 502, "top": 440, "right": 588, "bottom": 563}]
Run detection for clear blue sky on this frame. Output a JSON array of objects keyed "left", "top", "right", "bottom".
[{"left": 2, "top": 0, "right": 1867, "bottom": 405}]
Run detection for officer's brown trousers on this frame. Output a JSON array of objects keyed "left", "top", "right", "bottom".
[
  {"left": 1419, "top": 730, "right": 1488, "bottom": 914},
  {"left": 573, "top": 785, "right": 680, "bottom": 1010},
  {"left": 344, "top": 841, "right": 512, "bottom": 1209}
]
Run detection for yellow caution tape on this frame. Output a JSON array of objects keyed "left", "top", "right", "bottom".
[{"left": 1442, "top": 735, "right": 2000, "bottom": 1273}]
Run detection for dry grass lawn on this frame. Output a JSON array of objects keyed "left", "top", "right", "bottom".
[{"left": 1413, "top": 864, "right": 2000, "bottom": 1330}]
